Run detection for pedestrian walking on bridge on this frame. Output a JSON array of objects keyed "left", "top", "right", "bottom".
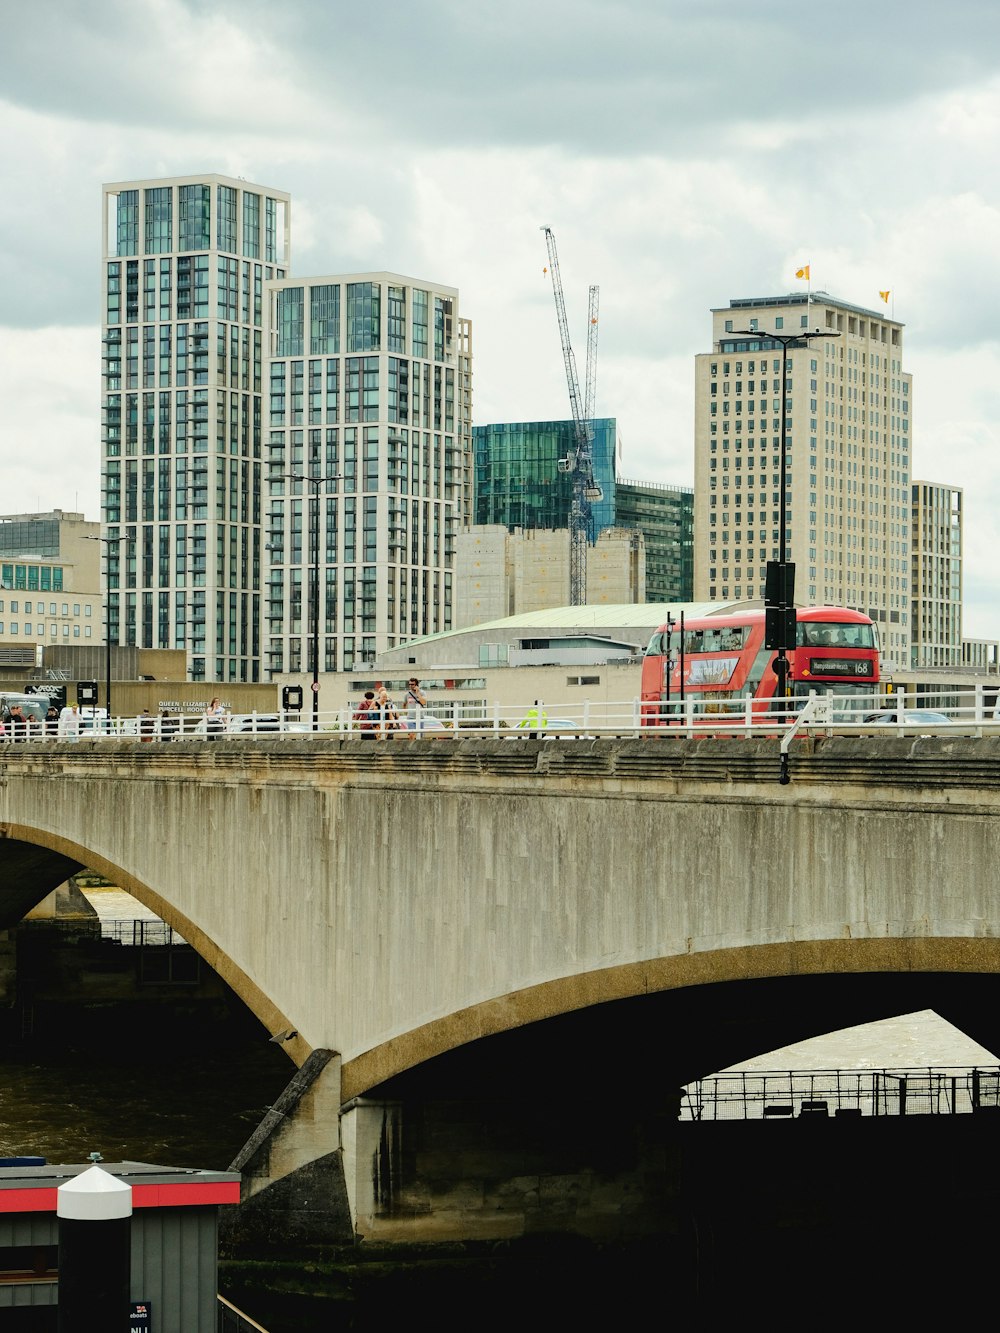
[
  {"left": 405, "top": 678, "right": 427, "bottom": 736},
  {"left": 516, "top": 701, "right": 548, "bottom": 740}
]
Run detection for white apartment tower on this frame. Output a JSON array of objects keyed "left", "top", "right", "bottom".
[
  {"left": 264, "top": 273, "right": 473, "bottom": 674},
  {"left": 910, "top": 481, "right": 962, "bottom": 669},
  {"left": 694, "top": 292, "right": 912, "bottom": 663},
  {"left": 101, "top": 175, "right": 291, "bottom": 681}
]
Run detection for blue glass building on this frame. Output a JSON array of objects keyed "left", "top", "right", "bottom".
[{"left": 473, "top": 419, "right": 618, "bottom": 537}]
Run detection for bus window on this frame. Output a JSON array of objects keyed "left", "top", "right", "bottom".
[
  {"left": 681, "top": 624, "right": 749, "bottom": 654},
  {"left": 799, "top": 621, "right": 875, "bottom": 649}
]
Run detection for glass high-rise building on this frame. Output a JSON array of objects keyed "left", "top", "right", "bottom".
[
  {"left": 101, "top": 174, "right": 291, "bottom": 681},
  {"left": 264, "top": 272, "right": 473, "bottom": 674},
  {"left": 615, "top": 480, "right": 694, "bottom": 602},
  {"left": 474, "top": 419, "right": 618, "bottom": 536}
]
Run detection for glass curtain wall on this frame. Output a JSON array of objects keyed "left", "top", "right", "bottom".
[{"left": 474, "top": 419, "right": 617, "bottom": 535}]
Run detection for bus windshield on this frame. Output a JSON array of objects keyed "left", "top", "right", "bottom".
[{"left": 798, "top": 621, "right": 875, "bottom": 649}]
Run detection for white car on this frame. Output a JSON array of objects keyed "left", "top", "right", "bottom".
[
  {"left": 540, "top": 717, "right": 580, "bottom": 738},
  {"left": 232, "top": 713, "right": 310, "bottom": 734},
  {"left": 185, "top": 713, "right": 309, "bottom": 736},
  {"left": 504, "top": 717, "right": 593, "bottom": 740},
  {"left": 862, "top": 709, "right": 951, "bottom": 726}
]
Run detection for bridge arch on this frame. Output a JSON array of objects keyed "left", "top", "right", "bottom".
[
  {"left": 0, "top": 821, "right": 300, "bottom": 1055},
  {"left": 346, "top": 935, "right": 1000, "bottom": 1097}
]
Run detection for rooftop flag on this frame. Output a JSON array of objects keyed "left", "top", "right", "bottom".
[
  {"left": 879, "top": 290, "right": 890, "bottom": 302},
  {"left": 795, "top": 265, "right": 810, "bottom": 280}
]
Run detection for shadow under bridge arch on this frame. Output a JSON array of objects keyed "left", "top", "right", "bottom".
[
  {"left": 0, "top": 831, "right": 85, "bottom": 928},
  {"left": 0, "top": 822, "right": 303, "bottom": 1060}
]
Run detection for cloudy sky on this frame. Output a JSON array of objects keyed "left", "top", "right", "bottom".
[{"left": 1, "top": 0, "right": 999, "bottom": 636}]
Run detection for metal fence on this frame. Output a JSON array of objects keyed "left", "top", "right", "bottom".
[
  {"left": 100, "top": 918, "right": 186, "bottom": 947},
  {"left": 98, "top": 918, "right": 199, "bottom": 984},
  {"left": 681, "top": 1066, "right": 1000, "bottom": 1120}
]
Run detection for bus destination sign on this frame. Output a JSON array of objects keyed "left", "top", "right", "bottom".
[{"left": 809, "top": 658, "right": 873, "bottom": 677}]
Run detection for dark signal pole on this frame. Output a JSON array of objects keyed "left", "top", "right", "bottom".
[
  {"left": 663, "top": 611, "right": 675, "bottom": 719},
  {"left": 736, "top": 323, "right": 837, "bottom": 778},
  {"left": 733, "top": 324, "right": 838, "bottom": 781},
  {"left": 84, "top": 533, "right": 121, "bottom": 731}
]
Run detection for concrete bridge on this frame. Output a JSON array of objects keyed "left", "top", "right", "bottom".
[{"left": 2, "top": 735, "right": 1000, "bottom": 1245}]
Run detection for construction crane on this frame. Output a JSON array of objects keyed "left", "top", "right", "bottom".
[
  {"left": 541, "top": 225, "right": 602, "bottom": 606},
  {"left": 584, "top": 283, "right": 600, "bottom": 428}
]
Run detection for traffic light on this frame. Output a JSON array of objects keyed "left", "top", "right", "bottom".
[
  {"left": 282, "top": 685, "right": 304, "bottom": 711},
  {"left": 764, "top": 560, "right": 795, "bottom": 608},
  {"left": 764, "top": 607, "right": 797, "bottom": 652}
]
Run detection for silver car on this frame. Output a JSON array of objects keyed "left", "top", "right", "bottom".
[{"left": 862, "top": 709, "right": 950, "bottom": 725}]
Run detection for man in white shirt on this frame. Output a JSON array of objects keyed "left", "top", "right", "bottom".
[
  {"left": 405, "top": 678, "right": 427, "bottom": 735},
  {"left": 59, "top": 704, "right": 82, "bottom": 741}
]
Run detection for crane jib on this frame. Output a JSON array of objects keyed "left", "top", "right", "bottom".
[{"left": 541, "top": 225, "right": 601, "bottom": 606}]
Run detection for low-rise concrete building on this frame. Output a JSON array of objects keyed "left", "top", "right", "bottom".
[
  {"left": 454, "top": 525, "right": 645, "bottom": 629},
  {"left": 0, "top": 510, "right": 102, "bottom": 656}
]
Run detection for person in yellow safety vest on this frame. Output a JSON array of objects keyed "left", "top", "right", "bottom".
[{"left": 516, "top": 701, "right": 548, "bottom": 739}]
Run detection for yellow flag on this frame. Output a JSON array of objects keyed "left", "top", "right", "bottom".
[
  {"left": 795, "top": 265, "right": 810, "bottom": 280},
  {"left": 879, "top": 290, "right": 890, "bottom": 303}
]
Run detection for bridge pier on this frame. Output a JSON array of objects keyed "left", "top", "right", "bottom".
[
  {"left": 223, "top": 1049, "right": 354, "bottom": 1246},
  {"left": 340, "top": 1098, "right": 403, "bottom": 1238}
]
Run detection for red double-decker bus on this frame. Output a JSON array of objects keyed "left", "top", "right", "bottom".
[{"left": 641, "top": 605, "right": 880, "bottom": 725}]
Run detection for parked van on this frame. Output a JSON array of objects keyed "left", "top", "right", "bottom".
[{"left": 0, "top": 693, "right": 49, "bottom": 725}]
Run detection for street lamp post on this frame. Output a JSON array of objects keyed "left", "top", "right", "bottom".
[
  {"left": 733, "top": 324, "right": 838, "bottom": 781},
  {"left": 663, "top": 612, "right": 675, "bottom": 717},
  {"left": 84, "top": 533, "right": 121, "bottom": 733},
  {"left": 733, "top": 326, "right": 839, "bottom": 677},
  {"left": 283, "top": 465, "right": 341, "bottom": 732}
]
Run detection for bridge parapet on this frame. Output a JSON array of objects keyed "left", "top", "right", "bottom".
[{"left": 3, "top": 729, "right": 999, "bottom": 787}]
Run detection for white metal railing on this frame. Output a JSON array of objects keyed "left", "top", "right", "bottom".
[
  {"left": 2, "top": 689, "right": 1000, "bottom": 743},
  {"left": 218, "top": 1293, "right": 271, "bottom": 1332}
]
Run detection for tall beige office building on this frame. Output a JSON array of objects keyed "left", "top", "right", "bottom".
[
  {"left": 694, "top": 292, "right": 912, "bottom": 664},
  {"left": 910, "top": 481, "right": 962, "bottom": 669}
]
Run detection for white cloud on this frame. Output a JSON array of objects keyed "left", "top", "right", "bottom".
[
  {"left": 1, "top": 0, "right": 999, "bottom": 644},
  {"left": 0, "top": 327, "right": 100, "bottom": 517},
  {"left": 906, "top": 344, "right": 1000, "bottom": 640}
]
